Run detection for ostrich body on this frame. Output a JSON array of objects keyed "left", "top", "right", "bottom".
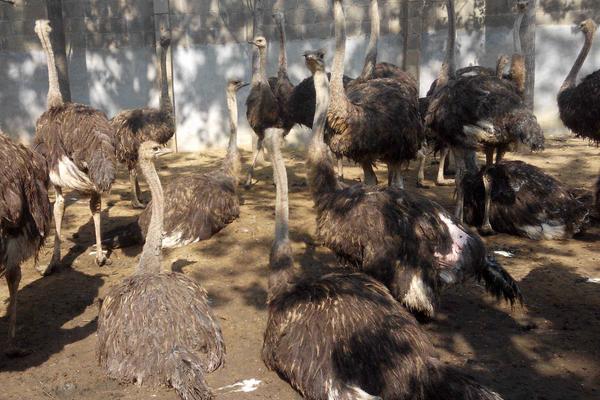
[
  {"left": 0, "top": 132, "right": 51, "bottom": 355},
  {"left": 105, "top": 80, "right": 246, "bottom": 249},
  {"left": 463, "top": 161, "right": 593, "bottom": 240},
  {"left": 425, "top": 0, "right": 543, "bottom": 235},
  {"left": 111, "top": 36, "right": 175, "bottom": 209},
  {"left": 327, "top": 0, "right": 422, "bottom": 188},
  {"left": 33, "top": 20, "right": 116, "bottom": 274},
  {"left": 303, "top": 49, "right": 521, "bottom": 319},
  {"left": 262, "top": 78, "right": 504, "bottom": 400},
  {"left": 97, "top": 141, "right": 224, "bottom": 400},
  {"left": 557, "top": 19, "right": 600, "bottom": 143}
]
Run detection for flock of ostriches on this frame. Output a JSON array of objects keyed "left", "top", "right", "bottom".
[{"left": 1, "top": 0, "right": 599, "bottom": 399}]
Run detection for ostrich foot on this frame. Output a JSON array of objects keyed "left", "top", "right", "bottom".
[
  {"left": 479, "top": 223, "right": 496, "bottom": 236},
  {"left": 416, "top": 180, "right": 430, "bottom": 189},
  {"left": 92, "top": 249, "right": 111, "bottom": 266},
  {"left": 435, "top": 178, "right": 455, "bottom": 186},
  {"left": 131, "top": 199, "right": 146, "bottom": 209},
  {"left": 244, "top": 177, "right": 257, "bottom": 190}
]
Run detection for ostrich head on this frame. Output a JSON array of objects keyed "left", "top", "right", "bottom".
[
  {"left": 514, "top": 1, "right": 528, "bottom": 13},
  {"left": 227, "top": 79, "right": 249, "bottom": 93},
  {"left": 497, "top": 54, "right": 510, "bottom": 76},
  {"left": 579, "top": 19, "right": 597, "bottom": 38},
  {"left": 272, "top": 11, "right": 285, "bottom": 23},
  {"left": 509, "top": 110, "right": 545, "bottom": 152},
  {"left": 159, "top": 35, "right": 171, "bottom": 49},
  {"left": 249, "top": 36, "right": 267, "bottom": 49},
  {"left": 303, "top": 49, "right": 325, "bottom": 74},
  {"left": 34, "top": 19, "right": 51, "bottom": 36},
  {"left": 138, "top": 141, "right": 173, "bottom": 162}
]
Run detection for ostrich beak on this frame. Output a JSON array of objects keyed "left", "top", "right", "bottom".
[
  {"left": 158, "top": 147, "right": 174, "bottom": 157},
  {"left": 239, "top": 82, "right": 250, "bottom": 88}
]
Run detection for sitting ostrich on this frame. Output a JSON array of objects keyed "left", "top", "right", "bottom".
[
  {"left": 327, "top": 0, "right": 422, "bottom": 188},
  {"left": 105, "top": 80, "right": 246, "bottom": 249},
  {"left": 0, "top": 132, "right": 51, "bottom": 356},
  {"left": 425, "top": 0, "right": 544, "bottom": 235},
  {"left": 261, "top": 124, "right": 504, "bottom": 399},
  {"left": 97, "top": 141, "right": 224, "bottom": 400},
  {"left": 111, "top": 35, "right": 175, "bottom": 209},
  {"left": 462, "top": 160, "right": 593, "bottom": 240},
  {"left": 303, "top": 49, "right": 521, "bottom": 319},
  {"left": 33, "top": 20, "right": 116, "bottom": 274}
]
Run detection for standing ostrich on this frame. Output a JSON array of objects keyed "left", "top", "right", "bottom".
[
  {"left": 33, "top": 20, "right": 117, "bottom": 274},
  {"left": 97, "top": 141, "right": 225, "bottom": 400},
  {"left": 303, "top": 49, "right": 521, "bottom": 319},
  {"left": 556, "top": 19, "right": 600, "bottom": 215},
  {"left": 111, "top": 36, "right": 175, "bottom": 209},
  {"left": 261, "top": 111, "right": 504, "bottom": 400},
  {"left": 1, "top": 132, "right": 51, "bottom": 356},
  {"left": 327, "top": 0, "right": 422, "bottom": 188},
  {"left": 105, "top": 80, "right": 246, "bottom": 249},
  {"left": 425, "top": 0, "right": 544, "bottom": 235},
  {"left": 462, "top": 160, "right": 593, "bottom": 240}
]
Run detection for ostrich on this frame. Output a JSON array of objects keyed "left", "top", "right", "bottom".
[
  {"left": 104, "top": 79, "right": 246, "bottom": 249},
  {"left": 97, "top": 141, "right": 225, "bottom": 400},
  {"left": 0, "top": 132, "right": 51, "bottom": 356},
  {"left": 557, "top": 19, "right": 600, "bottom": 143},
  {"left": 33, "top": 20, "right": 117, "bottom": 274},
  {"left": 303, "top": 49, "right": 521, "bottom": 319},
  {"left": 462, "top": 160, "right": 593, "bottom": 240},
  {"left": 425, "top": 0, "right": 544, "bottom": 235},
  {"left": 327, "top": 0, "right": 422, "bottom": 188},
  {"left": 261, "top": 124, "right": 504, "bottom": 399},
  {"left": 111, "top": 35, "right": 175, "bottom": 209}
]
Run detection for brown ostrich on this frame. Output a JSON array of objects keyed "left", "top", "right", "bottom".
[
  {"left": 110, "top": 35, "right": 175, "bottom": 209},
  {"left": 97, "top": 141, "right": 224, "bottom": 400},
  {"left": 104, "top": 79, "right": 246, "bottom": 249},
  {"left": 425, "top": 0, "right": 544, "bottom": 235},
  {"left": 32, "top": 20, "right": 117, "bottom": 274},
  {"left": 0, "top": 132, "right": 51, "bottom": 356},
  {"left": 261, "top": 112, "right": 505, "bottom": 400},
  {"left": 327, "top": 0, "right": 422, "bottom": 188},
  {"left": 303, "top": 49, "right": 521, "bottom": 319}
]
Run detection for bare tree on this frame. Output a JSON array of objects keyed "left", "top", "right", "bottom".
[
  {"left": 522, "top": 0, "right": 536, "bottom": 109},
  {"left": 46, "top": 0, "right": 71, "bottom": 102}
]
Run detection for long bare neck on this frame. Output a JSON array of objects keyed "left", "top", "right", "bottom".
[
  {"left": 158, "top": 43, "right": 173, "bottom": 114},
  {"left": 330, "top": 0, "right": 350, "bottom": 117},
  {"left": 513, "top": 12, "right": 524, "bottom": 54},
  {"left": 251, "top": 1, "right": 264, "bottom": 83},
  {"left": 223, "top": 90, "right": 241, "bottom": 178},
  {"left": 36, "top": 24, "right": 63, "bottom": 108},
  {"left": 436, "top": 0, "right": 456, "bottom": 89},
  {"left": 561, "top": 31, "right": 594, "bottom": 92},
  {"left": 137, "top": 158, "right": 164, "bottom": 274},
  {"left": 276, "top": 17, "right": 288, "bottom": 79},
  {"left": 360, "top": 0, "right": 380, "bottom": 80},
  {"left": 308, "top": 69, "right": 338, "bottom": 199},
  {"left": 266, "top": 129, "right": 294, "bottom": 296},
  {"left": 252, "top": 46, "right": 268, "bottom": 85}
]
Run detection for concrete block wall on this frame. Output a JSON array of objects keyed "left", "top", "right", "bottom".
[{"left": 1, "top": 0, "right": 599, "bottom": 149}]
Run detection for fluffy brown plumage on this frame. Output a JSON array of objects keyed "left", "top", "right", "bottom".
[
  {"left": 463, "top": 161, "right": 593, "bottom": 240},
  {"left": 97, "top": 141, "right": 224, "bottom": 400},
  {"left": 0, "top": 132, "right": 51, "bottom": 355},
  {"left": 262, "top": 122, "right": 504, "bottom": 400}
]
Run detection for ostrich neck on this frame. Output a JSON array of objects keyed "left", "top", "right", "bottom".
[
  {"left": 252, "top": 47, "right": 269, "bottom": 85},
  {"left": 223, "top": 91, "right": 241, "bottom": 178},
  {"left": 360, "top": 0, "right": 380, "bottom": 80},
  {"left": 276, "top": 18, "right": 288, "bottom": 79},
  {"left": 560, "top": 32, "right": 593, "bottom": 92},
  {"left": 37, "top": 26, "right": 63, "bottom": 108},
  {"left": 137, "top": 158, "right": 164, "bottom": 274},
  {"left": 437, "top": 0, "right": 456, "bottom": 89},
  {"left": 513, "top": 12, "right": 524, "bottom": 54},
  {"left": 331, "top": 0, "right": 350, "bottom": 117},
  {"left": 158, "top": 43, "right": 173, "bottom": 114}
]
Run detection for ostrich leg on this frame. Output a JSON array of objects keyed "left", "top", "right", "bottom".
[
  {"left": 4, "top": 265, "right": 24, "bottom": 356},
  {"left": 90, "top": 192, "right": 109, "bottom": 266},
  {"left": 129, "top": 168, "right": 145, "bottom": 209},
  {"left": 388, "top": 162, "right": 405, "bottom": 189},
  {"left": 416, "top": 145, "right": 429, "bottom": 188},
  {"left": 36, "top": 186, "right": 64, "bottom": 276},
  {"left": 480, "top": 171, "right": 496, "bottom": 235},
  {"left": 435, "top": 147, "right": 454, "bottom": 186},
  {"left": 485, "top": 147, "right": 495, "bottom": 166},
  {"left": 245, "top": 138, "right": 264, "bottom": 189},
  {"left": 337, "top": 156, "right": 344, "bottom": 180},
  {"left": 361, "top": 160, "right": 378, "bottom": 186},
  {"left": 452, "top": 147, "right": 466, "bottom": 222}
]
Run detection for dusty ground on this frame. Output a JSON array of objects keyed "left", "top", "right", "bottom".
[{"left": 1, "top": 138, "right": 599, "bottom": 400}]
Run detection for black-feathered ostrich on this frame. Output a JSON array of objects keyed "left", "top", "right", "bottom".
[
  {"left": 425, "top": 0, "right": 544, "bottom": 235},
  {"left": 303, "top": 49, "right": 521, "bottom": 319},
  {"left": 0, "top": 132, "right": 51, "bottom": 356},
  {"left": 327, "top": 0, "right": 422, "bottom": 188},
  {"left": 97, "top": 141, "right": 224, "bottom": 400},
  {"left": 105, "top": 79, "right": 246, "bottom": 249},
  {"left": 111, "top": 36, "right": 175, "bottom": 209},
  {"left": 33, "top": 20, "right": 117, "bottom": 274},
  {"left": 261, "top": 97, "right": 505, "bottom": 400}
]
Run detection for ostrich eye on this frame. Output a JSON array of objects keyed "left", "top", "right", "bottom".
[{"left": 153, "top": 146, "right": 159, "bottom": 151}]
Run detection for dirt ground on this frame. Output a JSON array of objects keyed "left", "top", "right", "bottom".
[{"left": 1, "top": 137, "right": 599, "bottom": 400}]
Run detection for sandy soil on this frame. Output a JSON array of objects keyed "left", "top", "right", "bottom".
[{"left": 1, "top": 138, "right": 599, "bottom": 400}]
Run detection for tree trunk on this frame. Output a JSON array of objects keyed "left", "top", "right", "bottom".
[
  {"left": 523, "top": 0, "right": 536, "bottom": 110},
  {"left": 46, "top": 0, "right": 71, "bottom": 102}
]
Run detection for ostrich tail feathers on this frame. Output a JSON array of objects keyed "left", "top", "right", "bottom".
[
  {"left": 102, "top": 220, "right": 143, "bottom": 249},
  {"left": 88, "top": 138, "right": 117, "bottom": 193},
  {"left": 479, "top": 256, "right": 523, "bottom": 307},
  {"left": 428, "top": 359, "right": 504, "bottom": 400},
  {"left": 168, "top": 347, "right": 214, "bottom": 400}
]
